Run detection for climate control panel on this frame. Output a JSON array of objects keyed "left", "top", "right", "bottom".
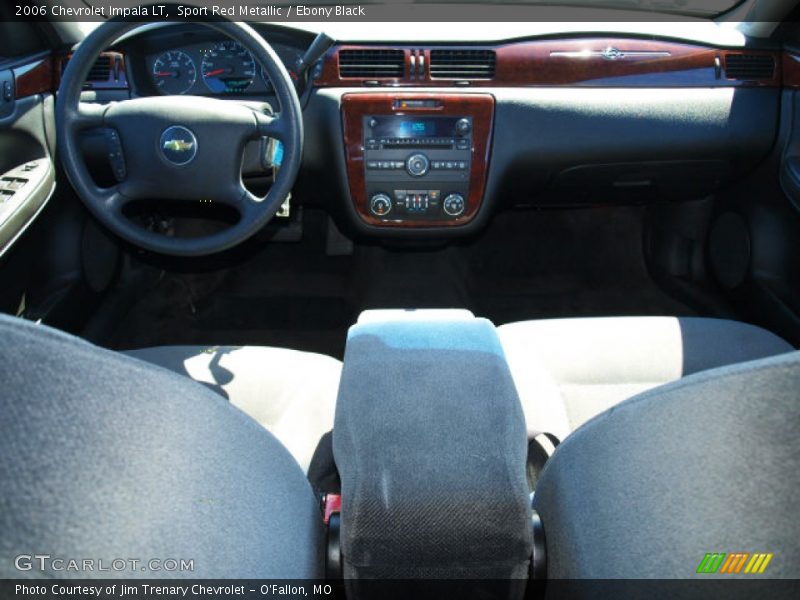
[{"left": 368, "top": 190, "right": 468, "bottom": 219}]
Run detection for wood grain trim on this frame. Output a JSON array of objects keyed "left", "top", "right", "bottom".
[
  {"left": 14, "top": 58, "right": 56, "bottom": 99},
  {"left": 483, "top": 39, "right": 718, "bottom": 87},
  {"left": 317, "top": 40, "right": 782, "bottom": 88},
  {"left": 341, "top": 93, "right": 494, "bottom": 228},
  {"left": 782, "top": 51, "right": 800, "bottom": 88}
]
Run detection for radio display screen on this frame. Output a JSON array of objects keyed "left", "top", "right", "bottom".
[
  {"left": 368, "top": 116, "right": 461, "bottom": 139},
  {"left": 401, "top": 121, "right": 431, "bottom": 136}
]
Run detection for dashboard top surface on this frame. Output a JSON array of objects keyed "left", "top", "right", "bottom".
[
  {"left": 110, "top": 21, "right": 782, "bottom": 99},
  {"left": 90, "top": 18, "right": 751, "bottom": 48}
]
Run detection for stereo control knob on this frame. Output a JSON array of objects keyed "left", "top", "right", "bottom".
[
  {"left": 369, "top": 193, "right": 393, "bottom": 217},
  {"left": 406, "top": 153, "right": 430, "bottom": 177},
  {"left": 456, "top": 118, "right": 471, "bottom": 135},
  {"left": 443, "top": 193, "right": 466, "bottom": 217}
]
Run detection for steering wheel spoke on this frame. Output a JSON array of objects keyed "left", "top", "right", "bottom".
[
  {"left": 217, "top": 180, "right": 264, "bottom": 216},
  {"left": 73, "top": 102, "right": 108, "bottom": 131},
  {"left": 254, "top": 111, "right": 289, "bottom": 142},
  {"left": 95, "top": 184, "right": 129, "bottom": 214}
]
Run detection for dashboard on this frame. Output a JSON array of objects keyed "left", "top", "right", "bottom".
[{"left": 36, "top": 22, "right": 789, "bottom": 239}]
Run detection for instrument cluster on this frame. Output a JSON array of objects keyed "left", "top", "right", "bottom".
[{"left": 146, "top": 39, "right": 304, "bottom": 96}]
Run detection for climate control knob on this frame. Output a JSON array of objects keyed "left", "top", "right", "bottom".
[
  {"left": 369, "top": 193, "right": 393, "bottom": 217},
  {"left": 443, "top": 193, "right": 466, "bottom": 217},
  {"left": 406, "top": 153, "right": 430, "bottom": 177}
]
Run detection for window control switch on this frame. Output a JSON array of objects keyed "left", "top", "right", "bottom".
[{"left": 1, "top": 178, "right": 27, "bottom": 191}]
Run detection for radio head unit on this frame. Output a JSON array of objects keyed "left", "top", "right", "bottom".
[
  {"left": 365, "top": 116, "right": 472, "bottom": 150},
  {"left": 341, "top": 93, "right": 495, "bottom": 231},
  {"left": 363, "top": 115, "right": 473, "bottom": 220}
]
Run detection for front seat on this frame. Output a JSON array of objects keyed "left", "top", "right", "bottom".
[
  {"left": 0, "top": 314, "right": 323, "bottom": 578},
  {"left": 497, "top": 317, "right": 794, "bottom": 440},
  {"left": 124, "top": 345, "right": 341, "bottom": 472},
  {"left": 533, "top": 349, "right": 800, "bottom": 580}
]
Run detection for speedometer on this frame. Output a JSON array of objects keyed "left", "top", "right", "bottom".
[
  {"left": 152, "top": 51, "right": 196, "bottom": 95},
  {"left": 201, "top": 41, "right": 256, "bottom": 94}
]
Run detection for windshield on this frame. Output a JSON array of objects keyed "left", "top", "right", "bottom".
[
  {"left": 77, "top": 0, "right": 749, "bottom": 19},
  {"left": 382, "top": 1, "right": 747, "bottom": 17}
]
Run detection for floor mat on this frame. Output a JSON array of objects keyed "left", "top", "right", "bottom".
[
  {"left": 108, "top": 206, "right": 702, "bottom": 359},
  {"left": 463, "top": 206, "right": 694, "bottom": 325}
]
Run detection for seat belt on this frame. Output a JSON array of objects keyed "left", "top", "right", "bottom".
[
  {"left": 530, "top": 431, "right": 560, "bottom": 456},
  {"left": 527, "top": 431, "right": 561, "bottom": 490}
]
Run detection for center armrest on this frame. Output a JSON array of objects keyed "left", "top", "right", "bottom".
[{"left": 332, "top": 317, "right": 532, "bottom": 592}]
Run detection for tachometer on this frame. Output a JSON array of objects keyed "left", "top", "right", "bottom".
[
  {"left": 201, "top": 41, "right": 256, "bottom": 94},
  {"left": 152, "top": 51, "right": 197, "bottom": 95}
]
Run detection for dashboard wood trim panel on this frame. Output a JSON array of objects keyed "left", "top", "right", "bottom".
[
  {"left": 341, "top": 93, "right": 494, "bottom": 228},
  {"left": 782, "top": 51, "right": 800, "bottom": 88},
  {"left": 317, "top": 40, "right": 782, "bottom": 88},
  {"left": 14, "top": 58, "right": 55, "bottom": 99}
]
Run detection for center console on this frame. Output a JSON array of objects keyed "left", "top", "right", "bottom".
[
  {"left": 341, "top": 93, "right": 494, "bottom": 228},
  {"left": 332, "top": 313, "right": 533, "bottom": 593}
]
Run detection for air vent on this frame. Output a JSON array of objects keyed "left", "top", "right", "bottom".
[
  {"left": 61, "top": 56, "right": 112, "bottom": 82},
  {"left": 725, "top": 54, "right": 775, "bottom": 80},
  {"left": 430, "top": 49, "right": 496, "bottom": 79},
  {"left": 339, "top": 49, "right": 405, "bottom": 78},
  {"left": 87, "top": 56, "right": 111, "bottom": 82}
]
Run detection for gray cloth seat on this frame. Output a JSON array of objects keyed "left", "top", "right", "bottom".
[
  {"left": 0, "top": 315, "right": 324, "bottom": 578},
  {"left": 125, "top": 345, "right": 342, "bottom": 472},
  {"left": 533, "top": 349, "right": 800, "bottom": 579},
  {"left": 497, "top": 317, "right": 794, "bottom": 440}
]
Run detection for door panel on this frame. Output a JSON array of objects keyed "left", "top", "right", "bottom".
[
  {"left": 780, "top": 89, "right": 800, "bottom": 212},
  {"left": 0, "top": 56, "right": 56, "bottom": 256}
]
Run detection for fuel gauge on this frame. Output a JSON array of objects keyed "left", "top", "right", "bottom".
[{"left": 261, "top": 47, "right": 304, "bottom": 92}]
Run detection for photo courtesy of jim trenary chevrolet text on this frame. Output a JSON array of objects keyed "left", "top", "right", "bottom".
[{"left": 0, "top": 0, "right": 798, "bottom": 599}]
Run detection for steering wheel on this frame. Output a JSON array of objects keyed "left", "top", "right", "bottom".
[{"left": 56, "top": 17, "right": 303, "bottom": 256}]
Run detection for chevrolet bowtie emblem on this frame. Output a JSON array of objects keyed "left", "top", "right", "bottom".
[
  {"left": 163, "top": 139, "right": 194, "bottom": 152},
  {"left": 160, "top": 126, "right": 198, "bottom": 165},
  {"left": 601, "top": 47, "right": 624, "bottom": 60}
]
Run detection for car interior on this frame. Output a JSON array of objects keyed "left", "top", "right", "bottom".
[{"left": 1, "top": 0, "right": 799, "bottom": 593}]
